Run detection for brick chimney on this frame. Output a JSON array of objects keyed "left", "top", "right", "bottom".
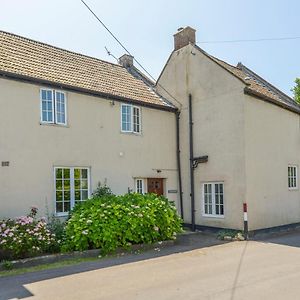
[
  {"left": 174, "top": 26, "right": 196, "bottom": 50},
  {"left": 119, "top": 54, "right": 134, "bottom": 68}
]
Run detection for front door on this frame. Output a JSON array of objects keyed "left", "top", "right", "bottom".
[{"left": 147, "top": 178, "right": 164, "bottom": 196}]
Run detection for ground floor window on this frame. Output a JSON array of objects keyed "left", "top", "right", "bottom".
[
  {"left": 55, "top": 167, "right": 90, "bottom": 215},
  {"left": 203, "top": 182, "right": 224, "bottom": 217},
  {"left": 288, "top": 165, "right": 298, "bottom": 189},
  {"left": 135, "top": 178, "right": 146, "bottom": 194}
]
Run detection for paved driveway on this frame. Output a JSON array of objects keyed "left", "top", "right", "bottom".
[{"left": 2, "top": 230, "right": 300, "bottom": 300}]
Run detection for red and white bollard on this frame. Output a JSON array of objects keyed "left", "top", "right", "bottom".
[{"left": 243, "top": 203, "right": 248, "bottom": 239}]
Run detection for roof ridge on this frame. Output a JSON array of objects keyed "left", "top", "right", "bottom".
[{"left": 0, "top": 30, "right": 124, "bottom": 69}]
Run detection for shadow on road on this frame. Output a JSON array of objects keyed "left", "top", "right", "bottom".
[
  {"left": 253, "top": 228, "right": 300, "bottom": 248},
  {"left": 0, "top": 232, "right": 225, "bottom": 300}
]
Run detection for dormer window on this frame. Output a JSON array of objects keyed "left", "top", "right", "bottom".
[
  {"left": 121, "top": 103, "right": 141, "bottom": 134},
  {"left": 40, "top": 89, "right": 67, "bottom": 125}
]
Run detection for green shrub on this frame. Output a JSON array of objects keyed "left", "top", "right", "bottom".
[
  {"left": 63, "top": 193, "right": 182, "bottom": 254},
  {"left": 0, "top": 207, "right": 58, "bottom": 259},
  {"left": 217, "top": 229, "right": 243, "bottom": 240},
  {"left": 92, "top": 181, "right": 114, "bottom": 198},
  {"left": 46, "top": 216, "right": 66, "bottom": 253},
  {"left": 2, "top": 260, "right": 13, "bottom": 270}
]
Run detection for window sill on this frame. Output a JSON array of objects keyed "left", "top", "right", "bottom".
[
  {"left": 288, "top": 187, "right": 298, "bottom": 191},
  {"left": 202, "top": 214, "right": 225, "bottom": 219},
  {"left": 55, "top": 212, "right": 69, "bottom": 217},
  {"left": 120, "top": 130, "right": 142, "bottom": 136},
  {"left": 40, "top": 122, "right": 69, "bottom": 128}
]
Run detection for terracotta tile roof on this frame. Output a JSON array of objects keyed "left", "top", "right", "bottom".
[
  {"left": 195, "top": 45, "right": 300, "bottom": 114},
  {"left": 0, "top": 31, "right": 173, "bottom": 109}
]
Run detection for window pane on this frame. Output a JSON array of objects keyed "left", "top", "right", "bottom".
[
  {"left": 74, "top": 169, "right": 80, "bottom": 179},
  {"left": 56, "top": 180, "right": 63, "bottom": 190},
  {"left": 75, "top": 190, "right": 81, "bottom": 200},
  {"left": 122, "top": 105, "right": 131, "bottom": 131},
  {"left": 63, "top": 168, "right": 70, "bottom": 179},
  {"left": 81, "top": 180, "right": 88, "bottom": 189},
  {"left": 56, "top": 168, "right": 63, "bottom": 179},
  {"left": 47, "top": 90, "right": 52, "bottom": 99},
  {"left": 48, "top": 112, "right": 53, "bottom": 122},
  {"left": 64, "top": 191, "right": 71, "bottom": 201},
  {"left": 64, "top": 180, "right": 70, "bottom": 190},
  {"left": 75, "top": 180, "right": 80, "bottom": 189},
  {"left": 64, "top": 201, "right": 70, "bottom": 212},
  {"left": 133, "top": 107, "right": 140, "bottom": 133},
  {"left": 56, "top": 202, "right": 63, "bottom": 213},
  {"left": 82, "top": 169, "right": 88, "bottom": 179},
  {"left": 56, "top": 191, "right": 63, "bottom": 201},
  {"left": 81, "top": 190, "right": 88, "bottom": 200},
  {"left": 56, "top": 92, "right": 66, "bottom": 124}
]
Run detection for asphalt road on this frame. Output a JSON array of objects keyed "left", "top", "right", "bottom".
[{"left": 1, "top": 230, "right": 300, "bottom": 300}]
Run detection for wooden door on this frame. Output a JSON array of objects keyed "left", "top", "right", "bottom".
[{"left": 147, "top": 178, "right": 164, "bottom": 196}]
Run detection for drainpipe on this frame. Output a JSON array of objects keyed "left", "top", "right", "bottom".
[
  {"left": 176, "top": 111, "right": 184, "bottom": 219},
  {"left": 189, "top": 94, "right": 196, "bottom": 231}
]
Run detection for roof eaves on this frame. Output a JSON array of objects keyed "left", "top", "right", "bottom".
[
  {"left": 244, "top": 87, "right": 300, "bottom": 115},
  {"left": 238, "top": 63, "right": 295, "bottom": 104},
  {"left": 0, "top": 70, "right": 177, "bottom": 112}
]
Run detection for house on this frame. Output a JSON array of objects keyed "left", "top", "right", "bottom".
[
  {"left": 1, "top": 28, "right": 300, "bottom": 233},
  {"left": 157, "top": 26, "right": 300, "bottom": 231},
  {"left": 0, "top": 31, "right": 179, "bottom": 219}
]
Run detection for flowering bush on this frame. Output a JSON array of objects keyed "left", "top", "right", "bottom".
[
  {"left": 63, "top": 193, "right": 182, "bottom": 254},
  {"left": 0, "top": 207, "right": 58, "bottom": 260}
]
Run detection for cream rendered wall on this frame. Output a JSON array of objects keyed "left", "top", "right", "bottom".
[
  {"left": 244, "top": 94, "right": 300, "bottom": 230},
  {"left": 0, "top": 78, "right": 178, "bottom": 219},
  {"left": 157, "top": 44, "right": 247, "bottom": 230}
]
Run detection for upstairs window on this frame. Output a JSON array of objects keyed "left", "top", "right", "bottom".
[
  {"left": 288, "top": 165, "right": 298, "bottom": 189},
  {"left": 121, "top": 104, "right": 141, "bottom": 133},
  {"left": 40, "top": 89, "right": 67, "bottom": 125}
]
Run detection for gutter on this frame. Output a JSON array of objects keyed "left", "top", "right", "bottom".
[
  {"left": 0, "top": 70, "right": 176, "bottom": 113},
  {"left": 175, "top": 111, "right": 184, "bottom": 219},
  {"left": 244, "top": 87, "right": 300, "bottom": 116}
]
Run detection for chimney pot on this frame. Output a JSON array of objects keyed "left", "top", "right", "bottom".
[
  {"left": 174, "top": 26, "right": 196, "bottom": 51},
  {"left": 119, "top": 54, "right": 134, "bottom": 68}
]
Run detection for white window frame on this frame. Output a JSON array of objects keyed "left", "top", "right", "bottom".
[
  {"left": 40, "top": 88, "right": 54, "bottom": 124},
  {"left": 40, "top": 88, "right": 67, "bottom": 126},
  {"left": 121, "top": 103, "right": 141, "bottom": 134},
  {"left": 288, "top": 165, "right": 298, "bottom": 190},
  {"left": 54, "top": 167, "right": 91, "bottom": 216},
  {"left": 135, "top": 178, "right": 146, "bottom": 194},
  {"left": 54, "top": 90, "right": 68, "bottom": 125},
  {"left": 202, "top": 182, "right": 224, "bottom": 218}
]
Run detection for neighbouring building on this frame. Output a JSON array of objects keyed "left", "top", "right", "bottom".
[
  {"left": 157, "top": 26, "right": 300, "bottom": 231},
  {"left": 1, "top": 28, "right": 300, "bottom": 232}
]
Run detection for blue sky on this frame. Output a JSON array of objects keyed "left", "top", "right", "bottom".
[{"left": 1, "top": 0, "right": 299, "bottom": 96}]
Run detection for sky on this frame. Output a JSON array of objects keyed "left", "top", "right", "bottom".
[{"left": 1, "top": 0, "right": 299, "bottom": 96}]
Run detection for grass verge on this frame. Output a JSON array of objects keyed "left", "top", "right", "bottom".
[{"left": 0, "top": 256, "right": 100, "bottom": 278}]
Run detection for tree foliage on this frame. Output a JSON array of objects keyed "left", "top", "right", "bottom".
[{"left": 291, "top": 78, "right": 300, "bottom": 104}]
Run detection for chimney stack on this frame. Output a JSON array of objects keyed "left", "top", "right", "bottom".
[
  {"left": 174, "top": 26, "right": 196, "bottom": 50},
  {"left": 119, "top": 54, "right": 134, "bottom": 68}
]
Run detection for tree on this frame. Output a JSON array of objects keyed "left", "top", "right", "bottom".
[{"left": 291, "top": 78, "right": 300, "bottom": 104}]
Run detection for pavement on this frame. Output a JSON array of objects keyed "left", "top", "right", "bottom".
[{"left": 1, "top": 230, "right": 300, "bottom": 300}]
